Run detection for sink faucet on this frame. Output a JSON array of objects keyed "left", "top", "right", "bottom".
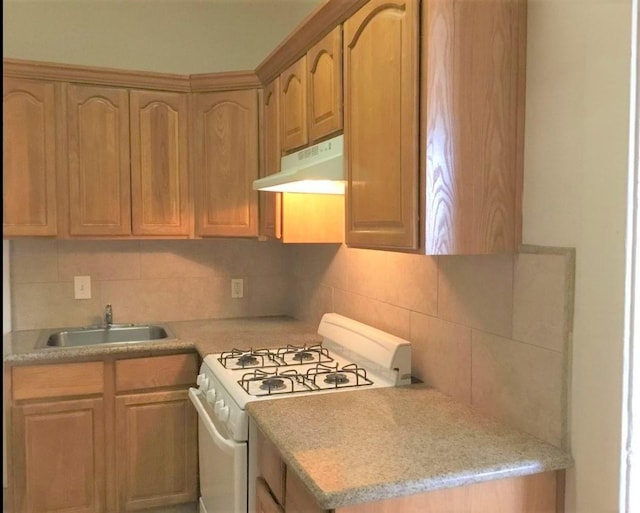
[{"left": 104, "top": 304, "right": 113, "bottom": 327}]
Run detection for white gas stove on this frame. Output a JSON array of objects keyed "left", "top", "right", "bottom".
[{"left": 188, "top": 313, "right": 412, "bottom": 513}]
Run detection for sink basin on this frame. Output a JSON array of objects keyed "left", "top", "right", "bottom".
[{"left": 39, "top": 324, "right": 175, "bottom": 348}]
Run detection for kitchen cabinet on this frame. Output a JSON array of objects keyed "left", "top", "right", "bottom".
[
  {"left": 3, "top": 77, "right": 59, "bottom": 237},
  {"left": 343, "top": 0, "right": 526, "bottom": 254},
  {"left": 307, "top": 26, "right": 343, "bottom": 143},
  {"left": 66, "top": 83, "right": 132, "bottom": 236},
  {"left": 6, "top": 352, "right": 199, "bottom": 513},
  {"left": 261, "top": 73, "right": 344, "bottom": 244},
  {"left": 254, "top": 424, "right": 563, "bottom": 513},
  {"left": 280, "top": 26, "right": 343, "bottom": 154},
  {"left": 9, "top": 361, "right": 106, "bottom": 513},
  {"left": 259, "top": 78, "right": 282, "bottom": 240},
  {"left": 130, "top": 89, "right": 191, "bottom": 236},
  {"left": 343, "top": 0, "right": 420, "bottom": 250},
  {"left": 66, "top": 84, "right": 191, "bottom": 237},
  {"left": 192, "top": 89, "right": 259, "bottom": 237},
  {"left": 280, "top": 57, "right": 308, "bottom": 152}
]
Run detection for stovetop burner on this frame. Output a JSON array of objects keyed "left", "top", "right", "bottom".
[
  {"left": 237, "top": 354, "right": 259, "bottom": 367},
  {"left": 323, "top": 372, "right": 349, "bottom": 385},
  {"left": 218, "top": 343, "right": 334, "bottom": 369},
  {"left": 260, "top": 378, "right": 286, "bottom": 391}
]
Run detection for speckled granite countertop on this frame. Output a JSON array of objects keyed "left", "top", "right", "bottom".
[
  {"left": 247, "top": 385, "right": 573, "bottom": 509},
  {"left": 2, "top": 316, "right": 321, "bottom": 364}
]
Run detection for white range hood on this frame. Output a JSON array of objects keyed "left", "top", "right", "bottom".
[{"left": 252, "top": 134, "right": 344, "bottom": 194}]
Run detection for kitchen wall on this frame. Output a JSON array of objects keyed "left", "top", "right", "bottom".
[
  {"left": 2, "top": 0, "right": 320, "bottom": 74},
  {"left": 9, "top": 239, "right": 292, "bottom": 330},
  {"left": 289, "top": 244, "right": 575, "bottom": 449}
]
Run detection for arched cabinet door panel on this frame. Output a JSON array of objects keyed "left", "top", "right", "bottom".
[
  {"left": 130, "top": 90, "right": 190, "bottom": 236},
  {"left": 343, "top": 0, "right": 420, "bottom": 250},
  {"left": 280, "top": 57, "right": 308, "bottom": 152},
  {"left": 3, "top": 78, "right": 58, "bottom": 237},
  {"left": 66, "top": 84, "right": 131, "bottom": 236},
  {"left": 193, "top": 89, "right": 259, "bottom": 237}
]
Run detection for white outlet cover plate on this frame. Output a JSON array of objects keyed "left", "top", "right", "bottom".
[{"left": 74, "top": 275, "right": 92, "bottom": 299}]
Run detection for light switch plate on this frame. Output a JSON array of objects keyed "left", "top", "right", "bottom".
[{"left": 74, "top": 275, "right": 91, "bottom": 299}]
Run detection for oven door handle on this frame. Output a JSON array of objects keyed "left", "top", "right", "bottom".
[{"left": 188, "top": 387, "right": 240, "bottom": 455}]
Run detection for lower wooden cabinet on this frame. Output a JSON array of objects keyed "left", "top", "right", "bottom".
[
  {"left": 116, "top": 390, "right": 197, "bottom": 511},
  {"left": 12, "top": 397, "right": 105, "bottom": 513},
  {"left": 254, "top": 425, "right": 564, "bottom": 513},
  {"left": 6, "top": 352, "right": 199, "bottom": 513}
]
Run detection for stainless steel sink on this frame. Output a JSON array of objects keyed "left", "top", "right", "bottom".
[{"left": 39, "top": 323, "right": 175, "bottom": 348}]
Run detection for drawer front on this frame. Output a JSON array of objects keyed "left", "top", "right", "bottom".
[
  {"left": 12, "top": 361, "right": 104, "bottom": 401},
  {"left": 257, "top": 428, "right": 286, "bottom": 506},
  {"left": 115, "top": 353, "right": 198, "bottom": 392}
]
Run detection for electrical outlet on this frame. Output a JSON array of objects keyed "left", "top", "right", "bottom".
[
  {"left": 231, "top": 278, "right": 244, "bottom": 299},
  {"left": 74, "top": 275, "right": 91, "bottom": 299}
]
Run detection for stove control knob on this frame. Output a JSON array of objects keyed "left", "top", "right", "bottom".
[
  {"left": 205, "top": 389, "right": 217, "bottom": 404},
  {"left": 218, "top": 405, "right": 230, "bottom": 422},
  {"left": 196, "top": 373, "right": 209, "bottom": 389},
  {"left": 214, "top": 399, "right": 224, "bottom": 415}
]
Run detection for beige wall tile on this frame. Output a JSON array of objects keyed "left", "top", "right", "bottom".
[
  {"left": 471, "top": 330, "right": 565, "bottom": 447},
  {"left": 214, "top": 239, "right": 289, "bottom": 277},
  {"left": 249, "top": 274, "right": 291, "bottom": 317},
  {"left": 410, "top": 312, "right": 472, "bottom": 404},
  {"left": 57, "top": 240, "right": 141, "bottom": 281},
  {"left": 139, "top": 240, "right": 220, "bottom": 279},
  {"left": 99, "top": 279, "right": 183, "bottom": 324},
  {"left": 333, "top": 289, "right": 411, "bottom": 340},
  {"left": 290, "top": 244, "right": 346, "bottom": 289},
  {"left": 12, "top": 281, "right": 104, "bottom": 330},
  {"left": 513, "top": 252, "right": 572, "bottom": 352},
  {"left": 291, "top": 280, "right": 333, "bottom": 327},
  {"left": 11, "top": 239, "right": 58, "bottom": 284},
  {"left": 384, "top": 253, "right": 437, "bottom": 315},
  {"left": 438, "top": 255, "right": 514, "bottom": 338},
  {"left": 342, "top": 247, "right": 389, "bottom": 299}
]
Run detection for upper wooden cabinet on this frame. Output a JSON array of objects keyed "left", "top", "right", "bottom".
[
  {"left": 280, "top": 57, "right": 308, "bottom": 152},
  {"left": 259, "top": 78, "right": 282, "bottom": 240},
  {"left": 307, "top": 27, "right": 343, "bottom": 143},
  {"left": 280, "top": 26, "right": 343, "bottom": 154},
  {"left": 130, "top": 90, "right": 190, "bottom": 236},
  {"left": 343, "top": 0, "right": 525, "bottom": 254},
  {"left": 343, "top": 0, "right": 420, "bottom": 250},
  {"left": 421, "top": 0, "right": 526, "bottom": 254},
  {"left": 3, "top": 78, "right": 58, "bottom": 237},
  {"left": 66, "top": 84, "right": 132, "bottom": 236},
  {"left": 192, "top": 89, "right": 259, "bottom": 237}
]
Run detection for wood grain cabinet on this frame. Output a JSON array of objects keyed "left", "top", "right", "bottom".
[
  {"left": 343, "top": 0, "right": 420, "bottom": 250},
  {"left": 192, "top": 89, "right": 259, "bottom": 237},
  {"left": 3, "top": 77, "right": 59, "bottom": 237},
  {"left": 130, "top": 90, "right": 190, "bottom": 236},
  {"left": 259, "top": 78, "right": 282, "bottom": 240},
  {"left": 343, "top": 0, "right": 526, "bottom": 254},
  {"left": 6, "top": 352, "right": 199, "bottom": 513},
  {"left": 66, "top": 84, "right": 132, "bottom": 236},
  {"left": 65, "top": 84, "right": 191, "bottom": 237},
  {"left": 280, "top": 26, "right": 343, "bottom": 154}
]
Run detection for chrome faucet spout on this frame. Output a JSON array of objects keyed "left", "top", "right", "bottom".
[{"left": 104, "top": 304, "right": 113, "bottom": 327}]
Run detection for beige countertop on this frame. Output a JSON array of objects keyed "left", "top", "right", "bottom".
[
  {"left": 247, "top": 385, "right": 573, "bottom": 509},
  {"left": 2, "top": 315, "right": 321, "bottom": 364}
]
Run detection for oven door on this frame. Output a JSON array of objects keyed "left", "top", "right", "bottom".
[{"left": 188, "top": 388, "right": 247, "bottom": 513}]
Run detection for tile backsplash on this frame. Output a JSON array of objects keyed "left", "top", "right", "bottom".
[
  {"left": 8, "top": 239, "right": 574, "bottom": 449},
  {"left": 289, "top": 244, "right": 575, "bottom": 449},
  {"left": 10, "top": 239, "right": 292, "bottom": 329}
]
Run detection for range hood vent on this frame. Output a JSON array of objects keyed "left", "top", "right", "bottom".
[{"left": 252, "top": 134, "right": 344, "bottom": 194}]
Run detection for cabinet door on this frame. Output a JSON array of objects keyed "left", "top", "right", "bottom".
[
  {"left": 259, "top": 79, "right": 282, "bottom": 239},
  {"left": 67, "top": 84, "right": 131, "bottom": 236},
  {"left": 130, "top": 90, "right": 190, "bottom": 236},
  {"left": 256, "top": 478, "right": 284, "bottom": 513},
  {"left": 115, "top": 389, "right": 197, "bottom": 511},
  {"left": 280, "top": 57, "right": 308, "bottom": 152},
  {"left": 12, "top": 398, "right": 105, "bottom": 513},
  {"left": 343, "top": 0, "right": 419, "bottom": 250},
  {"left": 193, "top": 89, "right": 259, "bottom": 237},
  {"left": 307, "top": 26, "right": 343, "bottom": 143},
  {"left": 3, "top": 78, "right": 58, "bottom": 237}
]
